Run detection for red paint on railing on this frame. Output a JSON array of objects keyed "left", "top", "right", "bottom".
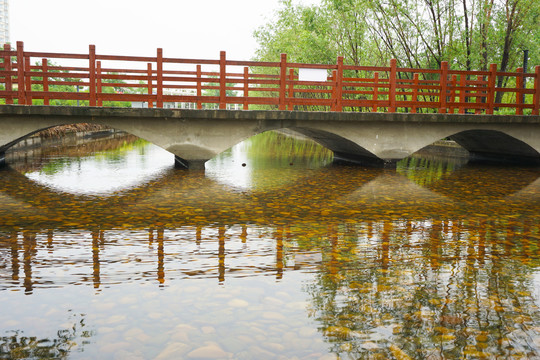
[
  {"left": 0, "top": 41, "right": 539, "bottom": 115},
  {"left": 534, "top": 66, "right": 540, "bottom": 115},
  {"left": 16, "top": 41, "right": 24, "bottom": 105}
]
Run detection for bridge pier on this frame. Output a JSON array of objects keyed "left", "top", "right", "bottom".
[
  {"left": 174, "top": 156, "right": 206, "bottom": 170},
  {"left": 174, "top": 155, "right": 189, "bottom": 169},
  {"left": 333, "top": 152, "right": 393, "bottom": 167},
  {"left": 0, "top": 151, "right": 5, "bottom": 168}
]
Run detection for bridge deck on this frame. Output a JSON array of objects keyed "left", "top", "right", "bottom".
[{"left": 1, "top": 104, "right": 539, "bottom": 124}]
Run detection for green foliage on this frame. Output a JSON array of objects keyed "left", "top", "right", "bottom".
[
  {"left": 97, "top": 74, "right": 133, "bottom": 108},
  {"left": 253, "top": 0, "right": 540, "bottom": 72},
  {"left": 253, "top": 0, "right": 335, "bottom": 64},
  {"left": 21, "top": 60, "right": 133, "bottom": 107},
  {"left": 202, "top": 77, "right": 238, "bottom": 98},
  {"left": 26, "top": 60, "right": 80, "bottom": 106}
]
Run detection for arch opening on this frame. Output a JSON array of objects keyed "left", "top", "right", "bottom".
[
  {"left": 1, "top": 124, "right": 116, "bottom": 162},
  {"left": 449, "top": 130, "right": 540, "bottom": 165},
  {"left": 287, "top": 127, "right": 386, "bottom": 167},
  {"left": 209, "top": 127, "right": 386, "bottom": 169},
  {"left": 2, "top": 124, "right": 179, "bottom": 195},
  {"left": 206, "top": 129, "right": 334, "bottom": 170}
]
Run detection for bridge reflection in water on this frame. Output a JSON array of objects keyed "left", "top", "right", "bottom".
[
  {"left": 1, "top": 135, "right": 540, "bottom": 359},
  {"left": 3, "top": 214, "right": 540, "bottom": 290},
  {"left": 2, "top": 206, "right": 540, "bottom": 357},
  {"left": 1, "top": 161, "right": 539, "bottom": 291}
]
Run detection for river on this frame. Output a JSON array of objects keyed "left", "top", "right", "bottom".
[{"left": 1, "top": 130, "right": 539, "bottom": 359}]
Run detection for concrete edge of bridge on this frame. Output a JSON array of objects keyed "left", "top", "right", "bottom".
[{"left": 0, "top": 105, "right": 539, "bottom": 124}]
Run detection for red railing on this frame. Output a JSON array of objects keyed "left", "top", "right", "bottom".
[{"left": 1, "top": 41, "right": 539, "bottom": 115}]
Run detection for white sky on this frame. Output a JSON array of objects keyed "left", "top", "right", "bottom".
[{"left": 10, "top": 0, "right": 319, "bottom": 61}]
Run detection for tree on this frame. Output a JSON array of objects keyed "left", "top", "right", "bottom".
[
  {"left": 253, "top": 0, "right": 539, "bottom": 72},
  {"left": 493, "top": 0, "right": 540, "bottom": 104},
  {"left": 29, "top": 60, "right": 81, "bottom": 106},
  {"left": 29, "top": 61, "right": 132, "bottom": 107},
  {"left": 253, "top": 0, "right": 335, "bottom": 64}
]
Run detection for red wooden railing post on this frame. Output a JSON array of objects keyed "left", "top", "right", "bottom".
[
  {"left": 336, "top": 56, "right": 344, "bottom": 112},
  {"left": 244, "top": 66, "right": 250, "bottom": 110},
  {"left": 439, "top": 61, "right": 448, "bottom": 113},
  {"left": 411, "top": 73, "right": 418, "bottom": 113},
  {"left": 459, "top": 74, "right": 466, "bottom": 114},
  {"left": 147, "top": 63, "right": 153, "bottom": 108},
  {"left": 288, "top": 68, "right": 294, "bottom": 110},
  {"left": 156, "top": 48, "right": 163, "bottom": 108},
  {"left": 96, "top": 61, "right": 103, "bottom": 106},
  {"left": 389, "top": 59, "right": 397, "bottom": 112},
  {"left": 279, "top": 53, "right": 287, "bottom": 110},
  {"left": 4, "top": 43, "right": 13, "bottom": 104},
  {"left": 449, "top": 74, "right": 457, "bottom": 113},
  {"left": 16, "top": 41, "right": 25, "bottom": 105},
  {"left": 486, "top": 63, "right": 497, "bottom": 114},
  {"left": 331, "top": 70, "right": 337, "bottom": 111},
  {"left": 533, "top": 65, "right": 540, "bottom": 115},
  {"left": 89, "top": 45, "right": 96, "bottom": 106},
  {"left": 219, "top": 51, "right": 226, "bottom": 109},
  {"left": 197, "top": 64, "right": 202, "bottom": 110},
  {"left": 515, "top": 67, "right": 523, "bottom": 115},
  {"left": 42, "top": 58, "right": 49, "bottom": 106},
  {"left": 372, "top": 72, "right": 379, "bottom": 112},
  {"left": 24, "top": 56, "right": 31, "bottom": 105}
]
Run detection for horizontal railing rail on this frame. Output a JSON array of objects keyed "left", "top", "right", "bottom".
[{"left": 0, "top": 41, "right": 538, "bottom": 115}]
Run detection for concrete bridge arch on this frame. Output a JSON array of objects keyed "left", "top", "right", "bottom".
[{"left": 1, "top": 106, "right": 539, "bottom": 168}]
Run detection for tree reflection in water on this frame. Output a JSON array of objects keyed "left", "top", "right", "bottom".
[
  {"left": 300, "top": 219, "right": 540, "bottom": 358},
  {"left": 0, "top": 313, "right": 93, "bottom": 359}
]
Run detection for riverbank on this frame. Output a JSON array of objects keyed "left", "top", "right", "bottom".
[
  {"left": 38, "top": 123, "right": 108, "bottom": 138},
  {"left": 5, "top": 129, "right": 138, "bottom": 173},
  {"left": 416, "top": 140, "right": 469, "bottom": 157}
]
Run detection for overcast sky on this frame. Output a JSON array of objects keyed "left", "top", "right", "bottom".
[{"left": 10, "top": 0, "right": 319, "bottom": 61}]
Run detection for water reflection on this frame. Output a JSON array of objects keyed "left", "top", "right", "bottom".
[
  {"left": 305, "top": 219, "right": 540, "bottom": 358},
  {"left": 3, "top": 218, "right": 540, "bottom": 357},
  {"left": 1, "top": 132, "right": 539, "bottom": 359},
  {"left": 0, "top": 312, "right": 92, "bottom": 359},
  {"left": 0, "top": 162, "right": 538, "bottom": 230},
  {"left": 21, "top": 138, "right": 173, "bottom": 196},
  {"left": 206, "top": 130, "right": 334, "bottom": 191}
]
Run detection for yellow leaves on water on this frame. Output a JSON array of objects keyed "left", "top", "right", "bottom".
[
  {"left": 2, "top": 156, "right": 539, "bottom": 231},
  {"left": 476, "top": 333, "right": 489, "bottom": 343},
  {"left": 463, "top": 345, "right": 490, "bottom": 358},
  {"left": 389, "top": 344, "right": 412, "bottom": 360},
  {"left": 324, "top": 326, "right": 353, "bottom": 339},
  {"left": 428, "top": 298, "right": 441, "bottom": 306},
  {"left": 434, "top": 326, "right": 453, "bottom": 335},
  {"left": 440, "top": 315, "right": 464, "bottom": 326}
]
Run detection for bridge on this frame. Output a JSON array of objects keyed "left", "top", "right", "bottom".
[{"left": 0, "top": 41, "right": 539, "bottom": 167}]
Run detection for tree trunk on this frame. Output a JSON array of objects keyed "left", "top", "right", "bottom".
[{"left": 495, "top": 0, "right": 519, "bottom": 105}]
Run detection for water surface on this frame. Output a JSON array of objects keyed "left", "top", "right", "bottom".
[{"left": 1, "top": 131, "right": 539, "bottom": 359}]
